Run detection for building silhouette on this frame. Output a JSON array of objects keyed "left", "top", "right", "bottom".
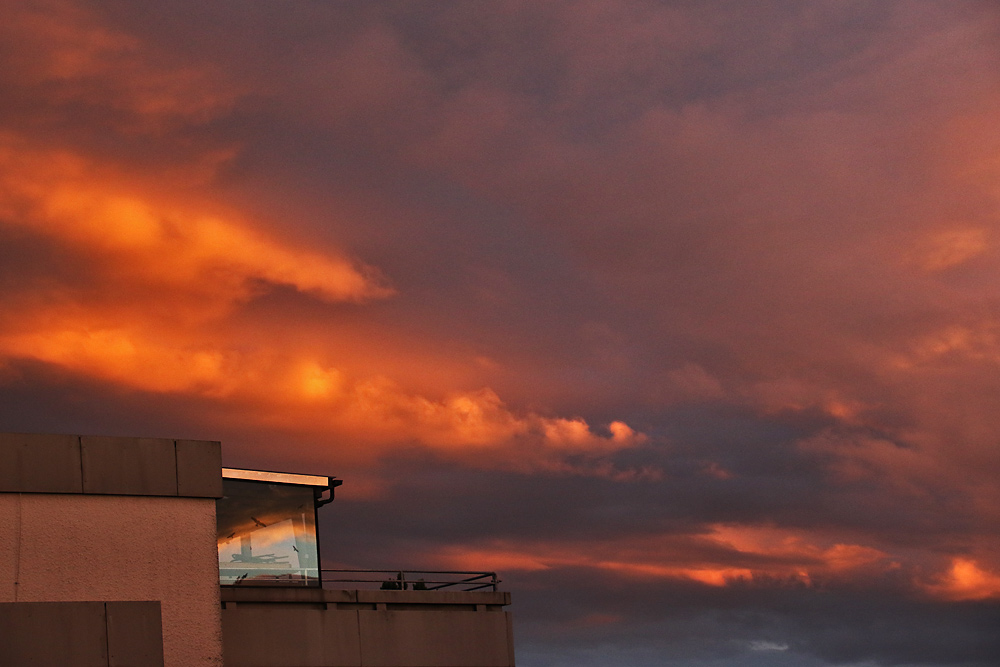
[{"left": 0, "top": 432, "right": 514, "bottom": 666}]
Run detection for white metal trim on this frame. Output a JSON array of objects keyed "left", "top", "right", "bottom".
[{"left": 222, "top": 467, "right": 330, "bottom": 487}]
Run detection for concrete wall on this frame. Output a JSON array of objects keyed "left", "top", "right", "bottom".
[
  {"left": 0, "top": 600, "right": 164, "bottom": 666},
  {"left": 0, "top": 433, "right": 224, "bottom": 667},
  {"left": 221, "top": 588, "right": 515, "bottom": 667}
]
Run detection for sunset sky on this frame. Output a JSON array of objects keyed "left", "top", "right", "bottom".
[{"left": 2, "top": 1, "right": 1000, "bottom": 665}]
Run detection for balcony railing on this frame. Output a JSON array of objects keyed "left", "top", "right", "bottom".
[{"left": 320, "top": 569, "right": 500, "bottom": 592}]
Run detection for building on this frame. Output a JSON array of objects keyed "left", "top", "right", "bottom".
[{"left": 0, "top": 432, "right": 515, "bottom": 667}]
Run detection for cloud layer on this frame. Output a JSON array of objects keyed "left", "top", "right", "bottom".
[{"left": 1, "top": 1, "right": 999, "bottom": 665}]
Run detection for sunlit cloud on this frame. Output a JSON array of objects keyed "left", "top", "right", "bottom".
[
  {"left": 425, "top": 524, "right": 897, "bottom": 590},
  {"left": 0, "top": 327, "right": 237, "bottom": 395},
  {"left": 0, "top": 1, "right": 649, "bottom": 478},
  {"left": 597, "top": 561, "right": 755, "bottom": 587},
  {"left": 924, "top": 558, "right": 1000, "bottom": 601},
  {"left": 911, "top": 227, "right": 990, "bottom": 272},
  {"left": 1, "top": 0, "right": 239, "bottom": 129},
  {"left": 0, "top": 316, "right": 643, "bottom": 469},
  {"left": 0, "top": 139, "right": 393, "bottom": 308}
]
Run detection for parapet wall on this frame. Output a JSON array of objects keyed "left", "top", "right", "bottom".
[
  {"left": 221, "top": 588, "right": 515, "bottom": 667},
  {"left": 0, "top": 432, "right": 222, "bottom": 497}
]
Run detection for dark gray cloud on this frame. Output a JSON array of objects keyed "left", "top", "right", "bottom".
[{"left": 511, "top": 569, "right": 1000, "bottom": 667}]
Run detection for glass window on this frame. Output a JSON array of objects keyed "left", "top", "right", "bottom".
[{"left": 216, "top": 478, "right": 320, "bottom": 586}]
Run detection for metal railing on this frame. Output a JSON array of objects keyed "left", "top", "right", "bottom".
[{"left": 321, "top": 569, "right": 500, "bottom": 592}]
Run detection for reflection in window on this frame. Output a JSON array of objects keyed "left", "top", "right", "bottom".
[{"left": 217, "top": 478, "right": 320, "bottom": 586}]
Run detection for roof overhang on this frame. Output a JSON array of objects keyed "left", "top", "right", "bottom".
[{"left": 222, "top": 467, "right": 334, "bottom": 488}]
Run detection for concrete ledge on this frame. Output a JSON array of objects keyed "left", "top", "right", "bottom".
[{"left": 0, "top": 433, "right": 222, "bottom": 498}]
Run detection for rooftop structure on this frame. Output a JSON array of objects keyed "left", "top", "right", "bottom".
[{"left": 0, "top": 432, "right": 515, "bottom": 667}]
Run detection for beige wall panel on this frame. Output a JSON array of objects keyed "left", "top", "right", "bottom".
[
  {"left": 0, "top": 493, "right": 222, "bottom": 667},
  {"left": 107, "top": 601, "right": 166, "bottom": 667},
  {"left": 359, "top": 609, "right": 515, "bottom": 667},
  {"left": 0, "top": 601, "right": 165, "bottom": 667},
  {"left": 0, "top": 600, "right": 109, "bottom": 666},
  {"left": 222, "top": 606, "right": 362, "bottom": 667}
]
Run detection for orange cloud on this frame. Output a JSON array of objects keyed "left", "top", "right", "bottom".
[
  {"left": 0, "top": 181, "right": 637, "bottom": 470},
  {"left": 0, "top": 139, "right": 393, "bottom": 308},
  {"left": 0, "top": 327, "right": 238, "bottom": 395},
  {"left": 2, "top": 0, "right": 238, "bottom": 129},
  {"left": 923, "top": 558, "right": 1000, "bottom": 601},
  {"left": 0, "top": 311, "right": 643, "bottom": 468},
  {"left": 910, "top": 227, "right": 989, "bottom": 272},
  {"left": 271, "top": 380, "right": 646, "bottom": 469},
  {"left": 596, "top": 561, "right": 754, "bottom": 587},
  {"left": 0, "top": 8, "right": 650, "bottom": 474},
  {"left": 890, "top": 323, "right": 1000, "bottom": 371},
  {"left": 425, "top": 525, "right": 895, "bottom": 589},
  {"left": 0, "top": 70, "right": 640, "bottom": 474}
]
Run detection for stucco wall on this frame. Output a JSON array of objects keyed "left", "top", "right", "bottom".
[{"left": 0, "top": 493, "right": 223, "bottom": 667}]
